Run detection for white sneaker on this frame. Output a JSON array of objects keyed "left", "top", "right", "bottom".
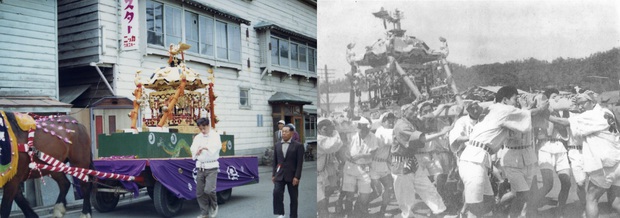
[
  {"left": 209, "top": 205, "right": 218, "bottom": 218},
  {"left": 276, "top": 215, "right": 285, "bottom": 218}
]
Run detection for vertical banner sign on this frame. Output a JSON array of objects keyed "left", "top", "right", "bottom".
[{"left": 122, "top": 0, "right": 138, "bottom": 50}]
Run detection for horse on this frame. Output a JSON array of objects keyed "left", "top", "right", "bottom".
[{"left": 0, "top": 112, "right": 94, "bottom": 218}]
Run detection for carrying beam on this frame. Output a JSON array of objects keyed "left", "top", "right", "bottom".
[{"left": 391, "top": 57, "right": 423, "bottom": 99}]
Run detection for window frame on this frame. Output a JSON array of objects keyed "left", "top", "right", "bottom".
[
  {"left": 145, "top": 0, "right": 242, "bottom": 66},
  {"left": 304, "top": 115, "right": 317, "bottom": 140},
  {"left": 269, "top": 35, "right": 316, "bottom": 74},
  {"left": 239, "top": 87, "right": 251, "bottom": 109}
]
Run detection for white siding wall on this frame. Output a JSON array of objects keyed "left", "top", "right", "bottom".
[
  {"left": 104, "top": 0, "right": 316, "bottom": 155},
  {"left": 57, "top": 0, "right": 100, "bottom": 68},
  {"left": 0, "top": 0, "right": 58, "bottom": 98}
]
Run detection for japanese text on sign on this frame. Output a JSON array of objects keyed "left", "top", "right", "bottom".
[{"left": 121, "top": 0, "right": 138, "bottom": 50}]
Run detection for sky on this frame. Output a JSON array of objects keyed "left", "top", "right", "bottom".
[{"left": 318, "top": 0, "right": 620, "bottom": 79}]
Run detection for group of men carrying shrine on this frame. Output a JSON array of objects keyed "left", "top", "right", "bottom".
[{"left": 318, "top": 85, "right": 620, "bottom": 218}]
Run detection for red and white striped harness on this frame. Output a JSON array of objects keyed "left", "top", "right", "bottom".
[{"left": 17, "top": 128, "right": 134, "bottom": 182}]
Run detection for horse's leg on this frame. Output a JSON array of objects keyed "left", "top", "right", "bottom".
[
  {"left": 14, "top": 185, "right": 39, "bottom": 218},
  {"left": 1, "top": 180, "right": 19, "bottom": 218},
  {"left": 78, "top": 178, "right": 93, "bottom": 218},
  {"left": 50, "top": 172, "right": 70, "bottom": 218}
]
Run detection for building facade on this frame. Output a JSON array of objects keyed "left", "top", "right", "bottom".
[
  {"left": 56, "top": 0, "right": 318, "bottom": 156},
  {"left": 1, "top": 0, "right": 316, "bottom": 210}
]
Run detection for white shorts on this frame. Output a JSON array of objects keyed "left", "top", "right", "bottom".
[
  {"left": 342, "top": 162, "right": 372, "bottom": 194},
  {"left": 503, "top": 164, "right": 536, "bottom": 192},
  {"left": 369, "top": 161, "right": 391, "bottom": 179},
  {"left": 458, "top": 160, "right": 493, "bottom": 204},
  {"left": 588, "top": 162, "right": 620, "bottom": 189},
  {"left": 568, "top": 149, "right": 586, "bottom": 186},
  {"left": 538, "top": 150, "right": 570, "bottom": 172}
]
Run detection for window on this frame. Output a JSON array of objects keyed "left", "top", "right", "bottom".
[
  {"left": 240, "top": 88, "right": 250, "bottom": 108},
  {"left": 185, "top": 12, "right": 199, "bottom": 53},
  {"left": 279, "top": 39, "right": 289, "bottom": 67},
  {"left": 146, "top": 1, "right": 163, "bottom": 46},
  {"left": 298, "top": 45, "right": 307, "bottom": 70},
  {"left": 146, "top": 0, "right": 241, "bottom": 63},
  {"left": 270, "top": 37, "right": 279, "bottom": 65},
  {"left": 308, "top": 48, "right": 316, "bottom": 72},
  {"left": 305, "top": 115, "right": 316, "bottom": 139},
  {"left": 164, "top": 6, "right": 182, "bottom": 47},
  {"left": 269, "top": 36, "right": 316, "bottom": 72},
  {"left": 216, "top": 21, "right": 228, "bottom": 60},
  {"left": 108, "top": 115, "right": 116, "bottom": 133},
  {"left": 290, "top": 43, "right": 298, "bottom": 69},
  {"left": 228, "top": 24, "right": 241, "bottom": 62},
  {"left": 199, "top": 16, "right": 214, "bottom": 56}
]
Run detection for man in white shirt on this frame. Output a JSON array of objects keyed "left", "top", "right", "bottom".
[
  {"left": 548, "top": 91, "right": 620, "bottom": 218},
  {"left": 449, "top": 102, "right": 482, "bottom": 215},
  {"left": 449, "top": 102, "right": 482, "bottom": 157},
  {"left": 371, "top": 112, "right": 396, "bottom": 216},
  {"left": 458, "top": 86, "right": 546, "bottom": 218},
  {"left": 391, "top": 103, "right": 451, "bottom": 217},
  {"left": 531, "top": 89, "right": 571, "bottom": 217},
  {"left": 317, "top": 118, "right": 343, "bottom": 218},
  {"left": 341, "top": 117, "right": 381, "bottom": 217},
  {"left": 190, "top": 118, "right": 222, "bottom": 218}
]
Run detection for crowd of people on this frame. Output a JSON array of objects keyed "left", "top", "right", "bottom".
[{"left": 318, "top": 85, "right": 620, "bottom": 218}]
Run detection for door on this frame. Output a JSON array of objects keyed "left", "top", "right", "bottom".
[
  {"left": 95, "top": 115, "right": 103, "bottom": 149},
  {"left": 292, "top": 116, "right": 303, "bottom": 144}
]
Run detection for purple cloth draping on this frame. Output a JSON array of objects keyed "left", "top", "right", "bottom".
[
  {"left": 149, "top": 159, "right": 197, "bottom": 200},
  {"left": 92, "top": 159, "right": 147, "bottom": 197},
  {"left": 149, "top": 157, "right": 259, "bottom": 199},
  {"left": 216, "top": 157, "right": 259, "bottom": 191},
  {"left": 90, "top": 157, "right": 258, "bottom": 200}
]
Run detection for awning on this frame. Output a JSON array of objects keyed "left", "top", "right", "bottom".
[
  {"left": 254, "top": 21, "right": 316, "bottom": 43},
  {"left": 268, "top": 92, "right": 312, "bottom": 105},
  {"left": 303, "top": 105, "right": 317, "bottom": 114},
  {"left": 0, "top": 96, "right": 72, "bottom": 113},
  {"left": 59, "top": 85, "right": 90, "bottom": 104},
  {"left": 91, "top": 96, "right": 134, "bottom": 109},
  {"left": 178, "top": 0, "right": 251, "bottom": 25}
]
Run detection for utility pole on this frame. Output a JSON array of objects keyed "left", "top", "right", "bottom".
[{"left": 324, "top": 64, "right": 330, "bottom": 115}]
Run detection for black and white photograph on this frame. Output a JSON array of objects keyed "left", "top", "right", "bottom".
[
  {"left": 0, "top": 0, "right": 317, "bottom": 218},
  {"left": 318, "top": 0, "right": 620, "bottom": 217}
]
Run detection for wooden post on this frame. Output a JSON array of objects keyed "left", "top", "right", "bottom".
[
  {"left": 130, "top": 85, "right": 142, "bottom": 129},
  {"left": 392, "top": 58, "right": 423, "bottom": 99},
  {"left": 441, "top": 58, "right": 462, "bottom": 105},
  {"left": 157, "top": 75, "right": 186, "bottom": 127}
]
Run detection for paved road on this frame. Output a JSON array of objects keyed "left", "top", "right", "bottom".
[{"left": 10, "top": 161, "right": 316, "bottom": 218}]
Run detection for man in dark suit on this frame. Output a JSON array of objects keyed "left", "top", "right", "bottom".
[{"left": 272, "top": 125, "right": 304, "bottom": 218}]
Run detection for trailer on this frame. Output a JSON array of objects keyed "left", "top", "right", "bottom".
[
  {"left": 89, "top": 42, "right": 258, "bottom": 217},
  {"left": 91, "top": 155, "right": 258, "bottom": 217}
]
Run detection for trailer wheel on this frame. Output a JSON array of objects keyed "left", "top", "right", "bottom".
[
  {"left": 216, "top": 189, "right": 232, "bottom": 204},
  {"left": 147, "top": 186, "right": 154, "bottom": 200},
  {"left": 91, "top": 189, "right": 120, "bottom": 212},
  {"left": 153, "top": 181, "right": 184, "bottom": 217}
]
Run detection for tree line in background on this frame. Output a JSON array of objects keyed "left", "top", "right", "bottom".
[{"left": 320, "top": 47, "right": 620, "bottom": 94}]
